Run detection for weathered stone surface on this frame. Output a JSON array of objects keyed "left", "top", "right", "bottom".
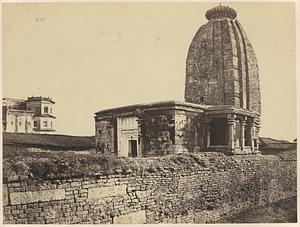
[
  {"left": 141, "top": 111, "right": 175, "bottom": 156},
  {"left": 3, "top": 184, "right": 9, "bottom": 206},
  {"left": 87, "top": 185, "right": 127, "bottom": 200},
  {"left": 185, "top": 6, "right": 261, "bottom": 114},
  {"left": 95, "top": 119, "right": 116, "bottom": 155},
  {"left": 114, "top": 210, "right": 146, "bottom": 224},
  {"left": 10, "top": 189, "right": 65, "bottom": 205},
  {"left": 136, "top": 190, "right": 152, "bottom": 199},
  {"left": 2, "top": 152, "right": 297, "bottom": 224},
  {"left": 175, "top": 110, "right": 204, "bottom": 153}
]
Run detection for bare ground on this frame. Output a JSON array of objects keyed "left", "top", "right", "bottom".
[{"left": 221, "top": 196, "right": 297, "bottom": 223}]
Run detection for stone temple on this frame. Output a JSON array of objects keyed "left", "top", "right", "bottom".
[{"left": 95, "top": 5, "right": 261, "bottom": 157}]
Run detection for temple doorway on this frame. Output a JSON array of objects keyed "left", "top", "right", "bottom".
[
  {"left": 210, "top": 118, "right": 228, "bottom": 146},
  {"left": 117, "top": 116, "right": 139, "bottom": 157},
  {"left": 128, "top": 139, "right": 138, "bottom": 157}
]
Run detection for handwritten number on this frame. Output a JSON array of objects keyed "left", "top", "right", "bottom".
[{"left": 36, "top": 17, "right": 46, "bottom": 22}]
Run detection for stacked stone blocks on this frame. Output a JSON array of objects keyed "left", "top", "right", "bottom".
[{"left": 3, "top": 152, "right": 296, "bottom": 224}]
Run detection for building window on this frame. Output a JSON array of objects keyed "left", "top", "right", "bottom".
[
  {"left": 44, "top": 107, "right": 48, "bottom": 114},
  {"left": 200, "top": 97, "right": 204, "bottom": 102},
  {"left": 43, "top": 121, "right": 48, "bottom": 127},
  {"left": 35, "top": 107, "right": 39, "bottom": 114},
  {"left": 19, "top": 121, "right": 22, "bottom": 126},
  {"left": 34, "top": 121, "right": 38, "bottom": 127}
]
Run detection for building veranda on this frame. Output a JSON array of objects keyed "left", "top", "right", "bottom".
[{"left": 95, "top": 101, "right": 260, "bottom": 157}]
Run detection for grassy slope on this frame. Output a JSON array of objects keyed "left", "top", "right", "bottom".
[{"left": 3, "top": 132, "right": 95, "bottom": 150}]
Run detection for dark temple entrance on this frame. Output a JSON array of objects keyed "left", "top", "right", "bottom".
[
  {"left": 210, "top": 118, "right": 228, "bottom": 146},
  {"left": 128, "top": 139, "right": 138, "bottom": 157}
]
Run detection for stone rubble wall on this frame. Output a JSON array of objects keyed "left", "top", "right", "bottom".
[{"left": 3, "top": 152, "right": 296, "bottom": 224}]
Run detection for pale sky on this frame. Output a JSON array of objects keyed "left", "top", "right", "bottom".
[{"left": 3, "top": 2, "right": 296, "bottom": 141}]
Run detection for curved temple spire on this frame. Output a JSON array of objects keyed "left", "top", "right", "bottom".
[{"left": 185, "top": 5, "right": 261, "bottom": 114}]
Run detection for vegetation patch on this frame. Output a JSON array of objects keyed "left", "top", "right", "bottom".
[
  {"left": 3, "top": 132, "right": 95, "bottom": 150},
  {"left": 3, "top": 147, "right": 240, "bottom": 182}
]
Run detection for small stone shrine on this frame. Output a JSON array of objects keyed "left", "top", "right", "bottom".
[{"left": 95, "top": 5, "right": 261, "bottom": 157}]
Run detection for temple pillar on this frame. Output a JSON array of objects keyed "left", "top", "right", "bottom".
[
  {"left": 206, "top": 123, "right": 211, "bottom": 149},
  {"left": 249, "top": 120, "right": 255, "bottom": 151},
  {"left": 137, "top": 121, "right": 143, "bottom": 157},
  {"left": 204, "top": 119, "right": 211, "bottom": 149},
  {"left": 240, "top": 117, "right": 246, "bottom": 151},
  {"left": 227, "top": 114, "right": 236, "bottom": 153},
  {"left": 136, "top": 110, "right": 144, "bottom": 157},
  {"left": 254, "top": 118, "right": 261, "bottom": 151}
]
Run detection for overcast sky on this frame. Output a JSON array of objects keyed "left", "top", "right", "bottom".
[{"left": 3, "top": 2, "right": 296, "bottom": 141}]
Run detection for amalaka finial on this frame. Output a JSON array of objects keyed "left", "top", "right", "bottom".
[{"left": 205, "top": 5, "right": 237, "bottom": 20}]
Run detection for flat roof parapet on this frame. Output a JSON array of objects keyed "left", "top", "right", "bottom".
[
  {"left": 2, "top": 98, "right": 26, "bottom": 102},
  {"left": 95, "top": 100, "right": 210, "bottom": 117},
  {"left": 95, "top": 100, "right": 260, "bottom": 119},
  {"left": 206, "top": 105, "right": 260, "bottom": 117},
  {"left": 7, "top": 109, "right": 34, "bottom": 114},
  {"left": 27, "top": 96, "right": 55, "bottom": 104}
]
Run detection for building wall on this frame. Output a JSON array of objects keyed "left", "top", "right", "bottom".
[
  {"left": 95, "top": 116, "right": 116, "bottom": 155},
  {"left": 3, "top": 152, "right": 296, "bottom": 224},
  {"left": 174, "top": 110, "right": 205, "bottom": 153},
  {"left": 2, "top": 97, "right": 56, "bottom": 134},
  {"left": 40, "top": 101, "right": 54, "bottom": 115},
  {"left": 26, "top": 101, "right": 41, "bottom": 115},
  {"left": 5, "top": 111, "right": 33, "bottom": 133},
  {"left": 95, "top": 110, "right": 178, "bottom": 157},
  {"left": 117, "top": 116, "right": 139, "bottom": 157},
  {"left": 26, "top": 100, "right": 55, "bottom": 133},
  {"left": 95, "top": 109, "right": 207, "bottom": 157},
  {"left": 33, "top": 116, "right": 55, "bottom": 133},
  {"left": 141, "top": 110, "right": 176, "bottom": 157},
  {"left": 26, "top": 100, "right": 54, "bottom": 115},
  {"left": 2, "top": 99, "right": 26, "bottom": 110}
]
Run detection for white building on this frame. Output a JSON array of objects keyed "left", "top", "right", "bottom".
[{"left": 2, "top": 97, "right": 56, "bottom": 133}]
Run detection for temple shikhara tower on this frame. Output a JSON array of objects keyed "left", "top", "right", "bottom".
[
  {"left": 95, "top": 5, "right": 261, "bottom": 157},
  {"left": 185, "top": 5, "right": 261, "bottom": 112},
  {"left": 184, "top": 5, "right": 261, "bottom": 153}
]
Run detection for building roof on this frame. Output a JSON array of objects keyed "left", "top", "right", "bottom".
[
  {"left": 95, "top": 100, "right": 210, "bottom": 116},
  {"left": 27, "top": 96, "right": 55, "bottom": 104},
  {"left": 7, "top": 109, "right": 35, "bottom": 115},
  {"left": 95, "top": 100, "right": 259, "bottom": 119},
  {"left": 2, "top": 98, "right": 26, "bottom": 103},
  {"left": 33, "top": 114, "right": 56, "bottom": 119},
  {"left": 206, "top": 105, "right": 260, "bottom": 117},
  {"left": 2, "top": 98, "right": 26, "bottom": 107}
]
